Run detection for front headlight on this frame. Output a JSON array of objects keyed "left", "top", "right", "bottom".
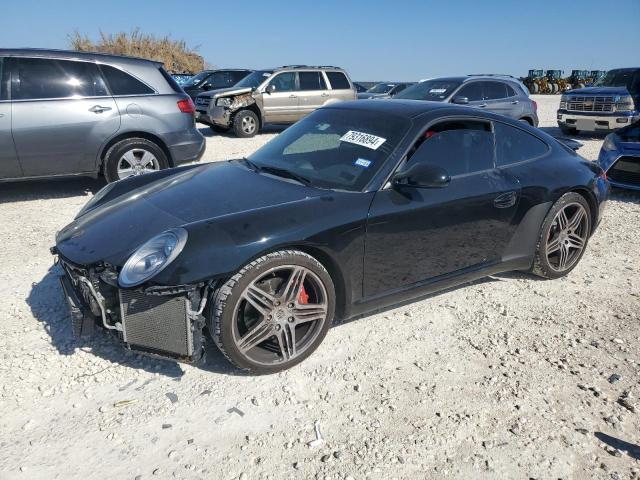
[
  {"left": 614, "top": 95, "right": 634, "bottom": 112},
  {"left": 118, "top": 228, "right": 188, "bottom": 287},
  {"left": 602, "top": 134, "right": 617, "bottom": 152},
  {"left": 216, "top": 97, "right": 232, "bottom": 107},
  {"left": 559, "top": 94, "right": 568, "bottom": 109}
]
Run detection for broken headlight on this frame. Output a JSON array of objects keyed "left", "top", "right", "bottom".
[
  {"left": 118, "top": 228, "right": 188, "bottom": 288},
  {"left": 216, "top": 97, "right": 233, "bottom": 107}
]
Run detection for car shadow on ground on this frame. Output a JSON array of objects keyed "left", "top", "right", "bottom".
[
  {"left": 0, "top": 177, "right": 106, "bottom": 204},
  {"left": 595, "top": 432, "right": 640, "bottom": 460},
  {"left": 197, "top": 124, "right": 288, "bottom": 138},
  {"left": 27, "top": 265, "right": 247, "bottom": 378}
]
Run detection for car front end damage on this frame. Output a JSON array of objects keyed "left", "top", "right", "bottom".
[
  {"left": 195, "top": 88, "right": 259, "bottom": 129},
  {"left": 53, "top": 250, "right": 214, "bottom": 363}
]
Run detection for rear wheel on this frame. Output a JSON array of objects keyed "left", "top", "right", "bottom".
[
  {"left": 210, "top": 250, "right": 335, "bottom": 374},
  {"left": 232, "top": 109, "right": 259, "bottom": 138},
  {"left": 531, "top": 192, "right": 591, "bottom": 279},
  {"left": 103, "top": 138, "right": 169, "bottom": 183}
]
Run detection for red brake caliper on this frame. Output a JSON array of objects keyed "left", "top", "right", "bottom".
[{"left": 298, "top": 285, "right": 309, "bottom": 305}]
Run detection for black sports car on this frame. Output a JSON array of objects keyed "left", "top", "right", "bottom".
[{"left": 53, "top": 100, "right": 610, "bottom": 374}]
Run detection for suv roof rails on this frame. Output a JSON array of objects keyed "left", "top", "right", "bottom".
[
  {"left": 279, "top": 65, "right": 342, "bottom": 70},
  {"left": 467, "top": 74, "right": 518, "bottom": 79}
]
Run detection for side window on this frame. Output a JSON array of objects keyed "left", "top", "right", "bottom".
[
  {"left": 267, "top": 72, "right": 296, "bottom": 92},
  {"left": 12, "top": 58, "right": 108, "bottom": 100},
  {"left": 483, "top": 81, "right": 508, "bottom": 100},
  {"left": 326, "top": 71, "right": 350, "bottom": 90},
  {"left": 205, "top": 71, "right": 233, "bottom": 88},
  {"left": 494, "top": 122, "right": 549, "bottom": 166},
  {"left": 231, "top": 71, "right": 250, "bottom": 84},
  {"left": 298, "top": 72, "right": 327, "bottom": 91},
  {"left": 408, "top": 120, "right": 494, "bottom": 176},
  {"left": 505, "top": 84, "right": 516, "bottom": 97},
  {"left": 393, "top": 84, "right": 408, "bottom": 94},
  {"left": 456, "top": 82, "right": 483, "bottom": 101},
  {"left": 100, "top": 64, "right": 154, "bottom": 96},
  {"left": 0, "top": 58, "right": 5, "bottom": 101}
]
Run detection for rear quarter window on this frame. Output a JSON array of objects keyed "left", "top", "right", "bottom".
[
  {"left": 158, "top": 67, "right": 183, "bottom": 93},
  {"left": 494, "top": 122, "right": 549, "bottom": 166},
  {"left": 326, "top": 72, "right": 351, "bottom": 90},
  {"left": 100, "top": 64, "right": 155, "bottom": 96}
]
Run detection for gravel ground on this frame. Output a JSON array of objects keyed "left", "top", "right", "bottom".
[{"left": 1, "top": 96, "right": 639, "bottom": 480}]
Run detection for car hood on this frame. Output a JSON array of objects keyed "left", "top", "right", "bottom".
[
  {"left": 196, "top": 86, "right": 254, "bottom": 100},
  {"left": 565, "top": 86, "right": 631, "bottom": 96},
  {"left": 55, "top": 162, "right": 325, "bottom": 266}
]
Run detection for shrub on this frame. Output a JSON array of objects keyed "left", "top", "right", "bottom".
[{"left": 69, "top": 29, "right": 204, "bottom": 73}]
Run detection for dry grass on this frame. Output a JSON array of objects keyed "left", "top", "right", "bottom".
[{"left": 69, "top": 28, "right": 204, "bottom": 73}]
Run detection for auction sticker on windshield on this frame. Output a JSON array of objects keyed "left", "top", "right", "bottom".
[{"left": 340, "top": 131, "right": 386, "bottom": 150}]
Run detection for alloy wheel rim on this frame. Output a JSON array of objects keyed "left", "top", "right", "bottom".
[
  {"left": 117, "top": 149, "right": 159, "bottom": 180},
  {"left": 232, "top": 265, "right": 329, "bottom": 366},
  {"left": 546, "top": 202, "right": 588, "bottom": 272},
  {"left": 241, "top": 115, "right": 256, "bottom": 134}
]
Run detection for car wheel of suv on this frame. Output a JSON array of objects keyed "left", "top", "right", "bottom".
[
  {"left": 531, "top": 192, "right": 591, "bottom": 280},
  {"left": 104, "top": 138, "right": 169, "bottom": 183},
  {"left": 560, "top": 125, "right": 578, "bottom": 136},
  {"left": 232, "top": 110, "right": 259, "bottom": 138},
  {"left": 210, "top": 250, "right": 335, "bottom": 374}
]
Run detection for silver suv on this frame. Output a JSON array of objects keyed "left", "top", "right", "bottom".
[
  {"left": 0, "top": 49, "right": 205, "bottom": 183},
  {"left": 195, "top": 66, "right": 356, "bottom": 137},
  {"left": 394, "top": 75, "right": 539, "bottom": 126}
]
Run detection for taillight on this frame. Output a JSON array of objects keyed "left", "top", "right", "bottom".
[
  {"left": 177, "top": 98, "right": 195, "bottom": 114},
  {"left": 532, "top": 100, "right": 537, "bottom": 112}
]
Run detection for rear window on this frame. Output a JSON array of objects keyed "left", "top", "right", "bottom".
[
  {"left": 100, "top": 64, "right": 154, "bottom": 96},
  {"left": 158, "top": 67, "right": 183, "bottom": 93},
  {"left": 494, "top": 122, "right": 549, "bottom": 166},
  {"left": 483, "top": 81, "right": 508, "bottom": 100},
  {"left": 326, "top": 71, "right": 351, "bottom": 90}
]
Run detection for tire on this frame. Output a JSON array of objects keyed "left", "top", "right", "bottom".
[
  {"left": 559, "top": 125, "right": 578, "bottom": 136},
  {"left": 519, "top": 118, "right": 533, "bottom": 126},
  {"left": 531, "top": 192, "right": 591, "bottom": 280},
  {"left": 232, "top": 109, "right": 259, "bottom": 138},
  {"left": 210, "top": 250, "right": 336, "bottom": 374},
  {"left": 103, "top": 138, "right": 169, "bottom": 183},
  {"left": 209, "top": 125, "right": 230, "bottom": 134}
]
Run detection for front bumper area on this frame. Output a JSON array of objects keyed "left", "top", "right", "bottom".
[
  {"left": 196, "top": 105, "right": 232, "bottom": 128},
  {"left": 557, "top": 110, "right": 639, "bottom": 132},
  {"left": 56, "top": 257, "right": 209, "bottom": 363}
]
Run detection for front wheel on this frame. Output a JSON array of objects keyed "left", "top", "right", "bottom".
[
  {"left": 232, "top": 109, "right": 259, "bottom": 138},
  {"left": 531, "top": 192, "right": 591, "bottom": 279},
  {"left": 210, "top": 250, "right": 335, "bottom": 374}
]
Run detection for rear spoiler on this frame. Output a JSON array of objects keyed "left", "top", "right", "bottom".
[{"left": 554, "top": 136, "right": 583, "bottom": 151}]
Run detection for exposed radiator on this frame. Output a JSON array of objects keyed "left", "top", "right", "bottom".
[{"left": 119, "top": 289, "right": 193, "bottom": 358}]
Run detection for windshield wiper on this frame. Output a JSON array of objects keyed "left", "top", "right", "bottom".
[
  {"left": 238, "top": 157, "right": 260, "bottom": 172},
  {"left": 258, "top": 165, "right": 312, "bottom": 186}
]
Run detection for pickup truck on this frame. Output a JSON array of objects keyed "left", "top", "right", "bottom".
[{"left": 557, "top": 68, "right": 640, "bottom": 135}]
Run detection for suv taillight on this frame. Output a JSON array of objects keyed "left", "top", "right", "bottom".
[
  {"left": 177, "top": 98, "right": 195, "bottom": 114},
  {"left": 532, "top": 100, "right": 537, "bottom": 113}
]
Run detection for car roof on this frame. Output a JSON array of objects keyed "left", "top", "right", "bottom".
[
  {"left": 0, "top": 48, "right": 162, "bottom": 66},
  {"left": 323, "top": 99, "right": 459, "bottom": 118}
]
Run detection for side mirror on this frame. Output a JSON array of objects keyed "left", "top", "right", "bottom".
[
  {"left": 452, "top": 96, "right": 469, "bottom": 105},
  {"left": 392, "top": 163, "right": 450, "bottom": 189},
  {"left": 202, "top": 84, "right": 212, "bottom": 91},
  {"left": 265, "top": 84, "right": 276, "bottom": 94}
]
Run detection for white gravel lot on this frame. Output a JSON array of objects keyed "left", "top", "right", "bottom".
[{"left": 0, "top": 96, "right": 639, "bottom": 480}]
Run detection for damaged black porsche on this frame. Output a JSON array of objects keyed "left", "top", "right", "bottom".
[{"left": 53, "top": 100, "right": 609, "bottom": 374}]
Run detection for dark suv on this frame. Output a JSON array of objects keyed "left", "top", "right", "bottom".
[
  {"left": 0, "top": 49, "right": 205, "bottom": 183},
  {"left": 181, "top": 69, "right": 253, "bottom": 99},
  {"left": 394, "top": 75, "right": 539, "bottom": 126}
]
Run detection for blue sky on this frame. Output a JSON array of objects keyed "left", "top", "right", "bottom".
[{"left": 1, "top": 0, "right": 638, "bottom": 81}]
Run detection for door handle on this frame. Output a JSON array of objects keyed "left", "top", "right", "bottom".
[
  {"left": 494, "top": 191, "right": 518, "bottom": 209},
  {"left": 89, "top": 105, "right": 112, "bottom": 113},
  {"left": 478, "top": 103, "right": 487, "bottom": 108},
  {"left": 511, "top": 100, "right": 519, "bottom": 105},
  {"left": 288, "top": 95, "right": 297, "bottom": 99}
]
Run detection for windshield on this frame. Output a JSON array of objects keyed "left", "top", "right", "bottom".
[
  {"left": 248, "top": 108, "right": 410, "bottom": 191},
  {"left": 183, "top": 71, "right": 211, "bottom": 88},
  {"left": 395, "top": 79, "right": 462, "bottom": 101},
  {"left": 595, "top": 69, "right": 640, "bottom": 92},
  {"left": 235, "top": 70, "right": 273, "bottom": 89},
  {"left": 367, "top": 83, "right": 395, "bottom": 94}
]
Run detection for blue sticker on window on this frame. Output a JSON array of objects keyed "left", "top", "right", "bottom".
[{"left": 354, "top": 158, "right": 372, "bottom": 168}]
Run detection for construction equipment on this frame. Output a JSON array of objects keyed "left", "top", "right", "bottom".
[
  {"left": 546, "top": 70, "right": 565, "bottom": 93},
  {"left": 589, "top": 70, "right": 607, "bottom": 85},
  {"left": 567, "top": 70, "right": 590, "bottom": 89},
  {"left": 523, "top": 69, "right": 544, "bottom": 94}
]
